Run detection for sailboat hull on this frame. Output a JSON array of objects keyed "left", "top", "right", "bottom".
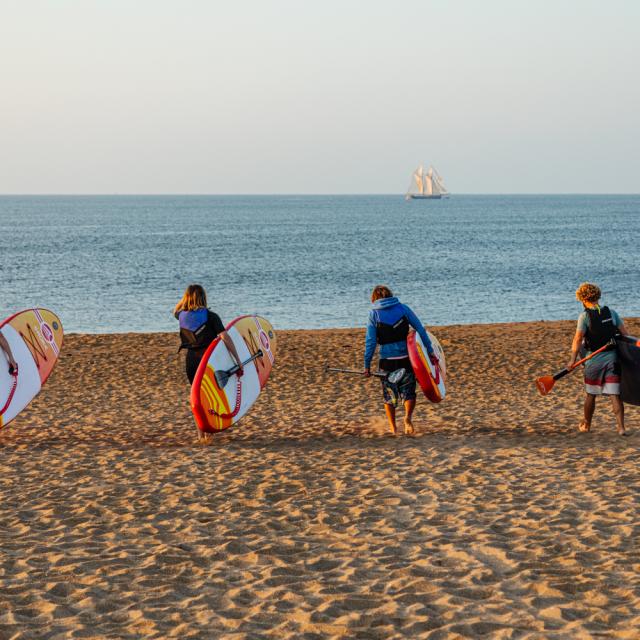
[{"left": 408, "top": 194, "right": 443, "bottom": 200}]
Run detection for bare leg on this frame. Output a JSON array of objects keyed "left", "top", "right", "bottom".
[
  {"left": 580, "top": 394, "right": 596, "bottom": 432},
  {"left": 610, "top": 395, "right": 626, "bottom": 435},
  {"left": 384, "top": 404, "right": 397, "bottom": 435},
  {"left": 403, "top": 399, "right": 416, "bottom": 435},
  {"left": 196, "top": 429, "right": 213, "bottom": 444}
]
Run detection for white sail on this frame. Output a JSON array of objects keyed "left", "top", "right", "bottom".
[
  {"left": 413, "top": 165, "right": 424, "bottom": 194},
  {"left": 424, "top": 174, "right": 433, "bottom": 195},
  {"left": 431, "top": 167, "right": 448, "bottom": 195},
  {"left": 423, "top": 166, "right": 433, "bottom": 195}
]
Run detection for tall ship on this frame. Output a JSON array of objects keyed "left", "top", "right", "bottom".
[{"left": 406, "top": 164, "right": 449, "bottom": 200}]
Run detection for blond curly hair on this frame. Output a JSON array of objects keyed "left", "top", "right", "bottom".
[{"left": 575, "top": 282, "right": 601, "bottom": 305}]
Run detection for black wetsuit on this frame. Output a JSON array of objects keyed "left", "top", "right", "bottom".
[{"left": 177, "top": 309, "right": 225, "bottom": 383}]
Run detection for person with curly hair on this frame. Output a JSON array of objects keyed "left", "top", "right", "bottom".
[
  {"left": 568, "top": 282, "right": 630, "bottom": 435},
  {"left": 364, "top": 285, "right": 438, "bottom": 435}
]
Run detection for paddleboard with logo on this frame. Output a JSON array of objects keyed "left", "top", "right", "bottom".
[
  {"left": 0, "top": 308, "right": 64, "bottom": 428},
  {"left": 191, "top": 315, "right": 276, "bottom": 432},
  {"left": 407, "top": 329, "right": 446, "bottom": 403}
]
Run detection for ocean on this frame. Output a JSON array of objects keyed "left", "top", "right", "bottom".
[{"left": 1, "top": 195, "right": 638, "bottom": 333}]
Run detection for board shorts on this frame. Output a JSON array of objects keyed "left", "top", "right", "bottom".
[
  {"left": 379, "top": 357, "right": 416, "bottom": 404},
  {"left": 584, "top": 357, "right": 621, "bottom": 396}
]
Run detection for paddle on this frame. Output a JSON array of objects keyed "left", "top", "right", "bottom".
[
  {"left": 617, "top": 334, "right": 640, "bottom": 348},
  {"left": 215, "top": 350, "right": 263, "bottom": 389},
  {"left": 535, "top": 340, "right": 615, "bottom": 396},
  {"left": 326, "top": 367, "right": 406, "bottom": 385}
]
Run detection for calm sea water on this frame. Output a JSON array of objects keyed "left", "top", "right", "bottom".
[{"left": 1, "top": 195, "right": 638, "bottom": 333}]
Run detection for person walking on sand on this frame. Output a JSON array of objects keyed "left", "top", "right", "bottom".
[
  {"left": 0, "top": 333, "right": 17, "bottom": 372},
  {"left": 174, "top": 284, "right": 243, "bottom": 384},
  {"left": 568, "top": 282, "right": 630, "bottom": 436},
  {"left": 364, "top": 285, "right": 438, "bottom": 435}
]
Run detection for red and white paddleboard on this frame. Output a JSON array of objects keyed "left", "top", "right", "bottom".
[
  {"left": 191, "top": 315, "right": 276, "bottom": 433},
  {"left": 0, "top": 308, "right": 64, "bottom": 429},
  {"left": 407, "top": 329, "right": 446, "bottom": 403}
]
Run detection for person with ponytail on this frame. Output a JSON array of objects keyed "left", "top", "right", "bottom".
[{"left": 174, "top": 284, "right": 242, "bottom": 384}]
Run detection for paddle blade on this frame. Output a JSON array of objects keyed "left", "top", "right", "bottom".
[
  {"left": 215, "top": 369, "right": 231, "bottom": 389},
  {"left": 535, "top": 375, "right": 555, "bottom": 396}
]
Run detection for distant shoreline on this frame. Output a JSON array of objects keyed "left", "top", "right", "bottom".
[{"left": 61, "top": 318, "right": 640, "bottom": 337}]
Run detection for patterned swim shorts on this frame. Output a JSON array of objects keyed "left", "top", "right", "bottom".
[
  {"left": 584, "top": 357, "right": 621, "bottom": 395},
  {"left": 379, "top": 357, "right": 416, "bottom": 404}
]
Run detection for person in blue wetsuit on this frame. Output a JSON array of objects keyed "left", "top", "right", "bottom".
[
  {"left": 364, "top": 285, "right": 438, "bottom": 435},
  {"left": 174, "top": 284, "right": 242, "bottom": 384}
]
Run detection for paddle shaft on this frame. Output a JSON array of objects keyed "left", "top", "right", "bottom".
[
  {"left": 617, "top": 334, "right": 640, "bottom": 348},
  {"left": 226, "top": 350, "right": 263, "bottom": 375},
  {"left": 215, "top": 349, "right": 265, "bottom": 389},
  {"left": 326, "top": 367, "right": 387, "bottom": 379},
  {"left": 552, "top": 340, "right": 615, "bottom": 381}
]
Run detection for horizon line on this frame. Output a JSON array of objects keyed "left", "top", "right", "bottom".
[{"left": 1, "top": 192, "right": 639, "bottom": 197}]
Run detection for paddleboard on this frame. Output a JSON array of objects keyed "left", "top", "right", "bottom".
[
  {"left": 407, "top": 329, "right": 446, "bottom": 403},
  {"left": 0, "top": 308, "right": 64, "bottom": 428},
  {"left": 618, "top": 338, "right": 640, "bottom": 406},
  {"left": 191, "top": 315, "right": 276, "bottom": 432}
]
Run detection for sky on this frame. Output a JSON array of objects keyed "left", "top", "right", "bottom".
[{"left": 0, "top": 0, "right": 638, "bottom": 194}]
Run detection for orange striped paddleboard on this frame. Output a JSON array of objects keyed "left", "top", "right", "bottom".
[{"left": 191, "top": 315, "right": 276, "bottom": 433}]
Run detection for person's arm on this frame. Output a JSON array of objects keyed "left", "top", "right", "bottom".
[
  {"left": 207, "top": 311, "right": 243, "bottom": 373},
  {"left": 0, "top": 334, "right": 17, "bottom": 370},
  {"left": 569, "top": 312, "right": 590, "bottom": 368},
  {"left": 364, "top": 312, "right": 377, "bottom": 375},
  {"left": 220, "top": 331, "right": 243, "bottom": 372},
  {"left": 404, "top": 305, "right": 436, "bottom": 357},
  {"left": 568, "top": 329, "right": 585, "bottom": 368}
]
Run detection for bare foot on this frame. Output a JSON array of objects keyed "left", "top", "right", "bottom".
[
  {"left": 404, "top": 420, "right": 415, "bottom": 436},
  {"left": 578, "top": 420, "right": 591, "bottom": 433},
  {"left": 388, "top": 425, "right": 397, "bottom": 436}
]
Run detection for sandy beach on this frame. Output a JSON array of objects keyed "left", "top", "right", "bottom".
[{"left": 1, "top": 319, "right": 640, "bottom": 639}]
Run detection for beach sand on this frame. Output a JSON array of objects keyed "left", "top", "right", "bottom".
[{"left": 1, "top": 319, "right": 640, "bottom": 638}]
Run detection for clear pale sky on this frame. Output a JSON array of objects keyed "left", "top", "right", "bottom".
[{"left": 1, "top": 0, "right": 638, "bottom": 194}]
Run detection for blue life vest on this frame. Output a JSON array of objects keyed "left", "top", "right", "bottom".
[{"left": 178, "top": 309, "right": 218, "bottom": 352}]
